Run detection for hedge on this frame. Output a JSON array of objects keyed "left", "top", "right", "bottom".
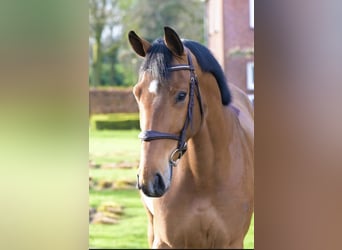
[
  {"left": 90, "top": 113, "right": 140, "bottom": 130},
  {"left": 89, "top": 88, "right": 139, "bottom": 115}
]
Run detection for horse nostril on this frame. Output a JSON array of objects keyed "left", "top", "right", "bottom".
[{"left": 153, "top": 173, "right": 165, "bottom": 195}]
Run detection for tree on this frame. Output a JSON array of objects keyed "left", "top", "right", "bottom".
[
  {"left": 124, "top": 0, "right": 205, "bottom": 42},
  {"left": 89, "top": 0, "right": 205, "bottom": 87},
  {"left": 118, "top": 0, "right": 205, "bottom": 86},
  {"left": 89, "top": 0, "right": 122, "bottom": 86}
]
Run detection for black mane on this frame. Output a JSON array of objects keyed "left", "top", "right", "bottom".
[{"left": 140, "top": 38, "right": 231, "bottom": 105}]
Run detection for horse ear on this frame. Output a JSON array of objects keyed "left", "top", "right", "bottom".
[
  {"left": 164, "top": 26, "right": 184, "bottom": 56},
  {"left": 128, "top": 31, "right": 151, "bottom": 57}
]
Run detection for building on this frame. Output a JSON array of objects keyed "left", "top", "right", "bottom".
[{"left": 205, "top": 0, "right": 254, "bottom": 103}]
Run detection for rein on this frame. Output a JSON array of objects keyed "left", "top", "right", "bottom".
[{"left": 138, "top": 51, "right": 204, "bottom": 166}]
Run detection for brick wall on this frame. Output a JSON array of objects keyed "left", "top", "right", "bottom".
[
  {"left": 89, "top": 88, "right": 139, "bottom": 115},
  {"left": 223, "top": 0, "right": 254, "bottom": 94},
  {"left": 207, "top": 0, "right": 254, "bottom": 96}
]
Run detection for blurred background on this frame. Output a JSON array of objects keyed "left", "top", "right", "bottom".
[
  {"left": 89, "top": 0, "right": 254, "bottom": 248},
  {"left": 1, "top": 0, "right": 341, "bottom": 249}
]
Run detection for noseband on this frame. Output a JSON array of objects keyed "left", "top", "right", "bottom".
[{"left": 138, "top": 51, "right": 204, "bottom": 166}]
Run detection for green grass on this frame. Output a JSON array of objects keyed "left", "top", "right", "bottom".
[
  {"left": 89, "top": 128, "right": 146, "bottom": 249},
  {"left": 89, "top": 189, "right": 149, "bottom": 249},
  {"left": 244, "top": 213, "right": 254, "bottom": 249},
  {"left": 90, "top": 168, "right": 138, "bottom": 183},
  {"left": 89, "top": 128, "right": 254, "bottom": 249},
  {"left": 89, "top": 129, "right": 140, "bottom": 165}
]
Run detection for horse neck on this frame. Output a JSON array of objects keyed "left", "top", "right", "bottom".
[{"left": 184, "top": 92, "right": 239, "bottom": 189}]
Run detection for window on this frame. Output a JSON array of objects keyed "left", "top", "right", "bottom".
[
  {"left": 246, "top": 62, "right": 254, "bottom": 91},
  {"left": 249, "top": 0, "right": 254, "bottom": 29}
]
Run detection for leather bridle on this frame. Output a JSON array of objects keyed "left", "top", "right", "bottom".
[{"left": 138, "top": 50, "right": 204, "bottom": 167}]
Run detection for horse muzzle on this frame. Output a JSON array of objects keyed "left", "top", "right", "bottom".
[{"left": 137, "top": 169, "right": 171, "bottom": 197}]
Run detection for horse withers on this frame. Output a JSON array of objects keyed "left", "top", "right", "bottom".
[{"left": 128, "top": 26, "right": 254, "bottom": 249}]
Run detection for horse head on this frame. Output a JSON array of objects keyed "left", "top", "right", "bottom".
[{"left": 128, "top": 27, "right": 204, "bottom": 197}]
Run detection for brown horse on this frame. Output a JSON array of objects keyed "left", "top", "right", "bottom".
[{"left": 128, "top": 26, "right": 254, "bottom": 249}]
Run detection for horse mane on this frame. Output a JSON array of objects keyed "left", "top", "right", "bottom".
[
  {"left": 140, "top": 38, "right": 231, "bottom": 106},
  {"left": 183, "top": 40, "right": 231, "bottom": 105}
]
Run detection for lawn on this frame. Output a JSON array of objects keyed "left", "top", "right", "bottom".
[
  {"left": 89, "top": 128, "right": 254, "bottom": 249},
  {"left": 89, "top": 128, "right": 141, "bottom": 166},
  {"left": 89, "top": 189, "right": 149, "bottom": 249}
]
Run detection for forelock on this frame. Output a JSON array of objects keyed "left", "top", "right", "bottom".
[{"left": 140, "top": 39, "right": 173, "bottom": 82}]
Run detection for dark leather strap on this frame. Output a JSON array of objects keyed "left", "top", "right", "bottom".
[{"left": 138, "top": 130, "right": 179, "bottom": 141}]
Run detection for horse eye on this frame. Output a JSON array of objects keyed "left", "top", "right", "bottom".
[{"left": 176, "top": 91, "right": 187, "bottom": 102}]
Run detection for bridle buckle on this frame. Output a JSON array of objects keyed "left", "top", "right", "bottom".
[{"left": 169, "top": 143, "right": 187, "bottom": 166}]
